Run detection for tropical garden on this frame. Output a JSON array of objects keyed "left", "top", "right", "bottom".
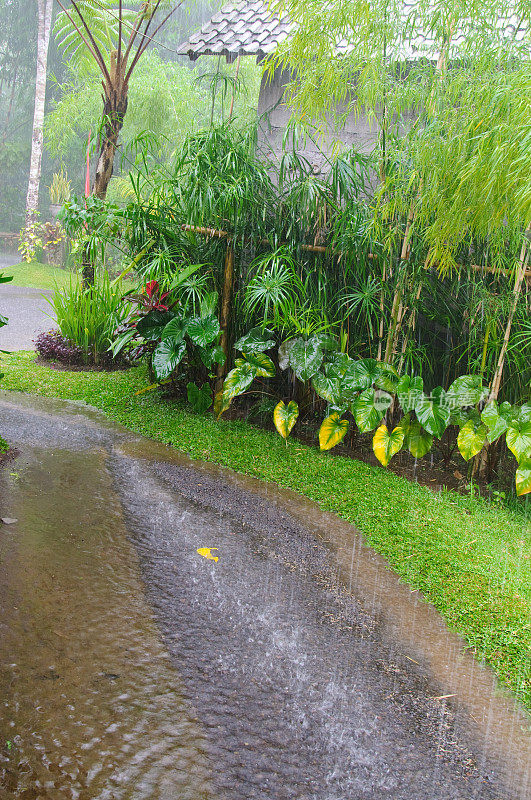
[{"left": 0, "top": 0, "right": 530, "bottom": 706}]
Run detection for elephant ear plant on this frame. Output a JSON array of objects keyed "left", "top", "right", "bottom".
[
  {"left": 111, "top": 273, "right": 225, "bottom": 413},
  {"left": 216, "top": 326, "right": 531, "bottom": 497}
]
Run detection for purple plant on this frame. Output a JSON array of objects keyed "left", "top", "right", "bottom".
[{"left": 34, "top": 330, "right": 83, "bottom": 365}]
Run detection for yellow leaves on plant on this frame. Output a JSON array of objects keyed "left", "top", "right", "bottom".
[
  {"left": 319, "top": 413, "right": 349, "bottom": 451},
  {"left": 372, "top": 423, "right": 405, "bottom": 467},
  {"left": 273, "top": 400, "right": 299, "bottom": 440},
  {"left": 213, "top": 390, "right": 231, "bottom": 419},
  {"left": 515, "top": 462, "right": 531, "bottom": 497},
  {"left": 197, "top": 547, "right": 219, "bottom": 562}
]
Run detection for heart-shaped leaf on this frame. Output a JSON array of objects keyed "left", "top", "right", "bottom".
[
  {"left": 273, "top": 400, "right": 299, "bottom": 440},
  {"left": 186, "top": 315, "right": 220, "bottom": 346},
  {"left": 348, "top": 359, "right": 381, "bottom": 391},
  {"left": 506, "top": 418, "right": 531, "bottom": 462},
  {"left": 481, "top": 400, "right": 513, "bottom": 444},
  {"left": 161, "top": 315, "right": 188, "bottom": 342},
  {"left": 457, "top": 419, "right": 487, "bottom": 461},
  {"left": 234, "top": 327, "right": 275, "bottom": 354},
  {"left": 405, "top": 419, "right": 433, "bottom": 458},
  {"left": 515, "top": 460, "right": 531, "bottom": 496},
  {"left": 446, "top": 375, "right": 488, "bottom": 409},
  {"left": 222, "top": 362, "right": 257, "bottom": 400},
  {"left": 372, "top": 423, "right": 405, "bottom": 467},
  {"left": 187, "top": 382, "right": 213, "bottom": 413},
  {"left": 353, "top": 388, "right": 392, "bottom": 433},
  {"left": 236, "top": 352, "right": 275, "bottom": 378},
  {"left": 414, "top": 387, "right": 451, "bottom": 437},
  {"left": 319, "top": 413, "right": 349, "bottom": 450},
  {"left": 397, "top": 375, "right": 424, "bottom": 413},
  {"left": 152, "top": 337, "right": 186, "bottom": 380},
  {"left": 137, "top": 309, "right": 175, "bottom": 341},
  {"left": 289, "top": 337, "right": 324, "bottom": 381},
  {"left": 199, "top": 344, "right": 225, "bottom": 368},
  {"left": 312, "top": 371, "right": 343, "bottom": 405}
]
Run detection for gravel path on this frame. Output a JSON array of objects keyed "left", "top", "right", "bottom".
[{"left": 0, "top": 391, "right": 529, "bottom": 800}]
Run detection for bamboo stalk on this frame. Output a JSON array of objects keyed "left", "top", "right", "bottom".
[
  {"left": 489, "top": 229, "right": 531, "bottom": 401},
  {"left": 215, "top": 242, "right": 235, "bottom": 394}
]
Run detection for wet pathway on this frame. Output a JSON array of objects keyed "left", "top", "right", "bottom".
[{"left": 0, "top": 392, "right": 529, "bottom": 800}]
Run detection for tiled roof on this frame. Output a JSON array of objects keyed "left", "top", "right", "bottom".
[
  {"left": 178, "top": 1, "right": 292, "bottom": 61},
  {"left": 179, "top": 1, "right": 528, "bottom": 62}
]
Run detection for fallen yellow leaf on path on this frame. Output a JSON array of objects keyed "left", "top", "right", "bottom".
[{"left": 197, "top": 547, "right": 219, "bottom": 562}]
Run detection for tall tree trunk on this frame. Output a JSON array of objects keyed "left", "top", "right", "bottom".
[
  {"left": 92, "top": 54, "right": 128, "bottom": 200},
  {"left": 25, "top": 0, "right": 53, "bottom": 229}
]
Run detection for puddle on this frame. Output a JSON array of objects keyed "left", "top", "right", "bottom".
[
  {"left": 0, "top": 447, "right": 213, "bottom": 799},
  {"left": 0, "top": 390, "right": 530, "bottom": 800}
]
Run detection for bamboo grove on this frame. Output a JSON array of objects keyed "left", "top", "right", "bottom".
[{"left": 59, "top": 0, "right": 531, "bottom": 497}]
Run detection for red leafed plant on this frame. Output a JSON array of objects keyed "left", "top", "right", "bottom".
[{"left": 124, "top": 280, "right": 174, "bottom": 312}]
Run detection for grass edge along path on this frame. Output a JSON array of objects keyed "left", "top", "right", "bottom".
[
  {"left": 5, "top": 260, "right": 79, "bottom": 291},
  {"left": 2, "top": 351, "right": 530, "bottom": 712}
]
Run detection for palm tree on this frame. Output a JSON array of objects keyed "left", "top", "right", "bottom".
[
  {"left": 25, "top": 0, "right": 54, "bottom": 229},
  {"left": 54, "top": 0, "right": 179, "bottom": 200}
]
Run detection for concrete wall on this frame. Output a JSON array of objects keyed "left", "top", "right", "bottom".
[{"left": 256, "top": 66, "right": 380, "bottom": 173}]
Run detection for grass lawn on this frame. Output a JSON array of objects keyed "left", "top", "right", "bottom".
[
  {"left": 6, "top": 260, "right": 78, "bottom": 291},
  {"left": 2, "top": 350, "right": 530, "bottom": 711}
]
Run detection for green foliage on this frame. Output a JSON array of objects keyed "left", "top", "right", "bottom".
[
  {"left": 48, "top": 272, "right": 128, "bottom": 364},
  {"left": 187, "top": 381, "right": 213, "bottom": 413}
]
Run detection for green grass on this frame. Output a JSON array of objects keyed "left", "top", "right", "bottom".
[
  {"left": 6, "top": 260, "right": 79, "bottom": 291},
  {"left": 1, "top": 350, "right": 530, "bottom": 710}
]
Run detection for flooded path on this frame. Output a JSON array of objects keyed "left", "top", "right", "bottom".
[{"left": 0, "top": 391, "right": 529, "bottom": 800}]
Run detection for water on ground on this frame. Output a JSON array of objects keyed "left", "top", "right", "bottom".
[{"left": 0, "top": 391, "right": 529, "bottom": 800}]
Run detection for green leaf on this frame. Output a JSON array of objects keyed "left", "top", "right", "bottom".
[
  {"left": 312, "top": 371, "right": 343, "bottom": 404},
  {"left": 289, "top": 337, "right": 324, "bottom": 381},
  {"left": 372, "top": 423, "right": 405, "bottom": 467},
  {"left": 506, "top": 418, "right": 531, "bottom": 462},
  {"left": 214, "top": 390, "right": 231, "bottom": 419},
  {"left": 481, "top": 401, "right": 513, "bottom": 444},
  {"left": 278, "top": 338, "right": 296, "bottom": 370},
  {"left": 199, "top": 344, "right": 225, "bottom": 368},
  {"left": 222, "top": 362, "right": 257, "bottom": 401},
  {"left": 396, "top": 375, "right": 424, "bottom": 413},
  {"left": 187, "top": 382, "right": 213, "bottom": 413},
  {"left": 405, "top": 419, "right": 433, "bottom": 458},
  {"left": 457, "top": 419, "right": 487, "bottom": 461},
  {"left": 353, "top": 388, "right": 392, "bottom": 433},
  {"left": 186, "top": 315, "right": 220, "bottom": 347},
  {"left": 515, "top": 460, "right": 531, "bottom": 497},
  {"left": 348, "top": 358, "right": 381, "bottom": 391},
  {"left": 152, "top": 338, "right": 186, "bottom": 380},
  {"left": 273, "top": 400, "right": 299, "bottom": 439},
  {"left": 414, "top": 387, "right": 451, "bottom": 437},
  {"left": 236, "top": 352, "right": 275, "bottom": 378},
  {"left": 319, "top": 413, "right": 349, "bottom": 450},
  {"left": 447, "top": 375, "right": 488, "bottom": 408},
  {"left": 136, "top": 310, "right": 175, "bottom": 341},
  {"left": 161, "top": 316, "right": 188, "bottom": 342},
  {"left": 234, "top": 327, "right": 275, "bottom": 354}
]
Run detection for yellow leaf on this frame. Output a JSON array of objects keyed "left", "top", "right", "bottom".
[
  {"left": 197, "top": 547, "right": 219, "bottom": 562},
  {"left": 372, "top": 423, "right": 405, "bottom": 467},
  {"left": 213, "top": 390, "right": 231, "bottom": 419},
  {"left": 319, "top": 413, "right": 349, "bottom": 451},
  {"left": 273, "top": 400, "right": 299, "bottom": 439}
]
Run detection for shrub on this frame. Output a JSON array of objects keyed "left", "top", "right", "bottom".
[
  {"left": 35, "top": 330, "right": 83, "bottom": 365},
  {"left": 47, "top": 273, "right": 129, "bottom": 365}
]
